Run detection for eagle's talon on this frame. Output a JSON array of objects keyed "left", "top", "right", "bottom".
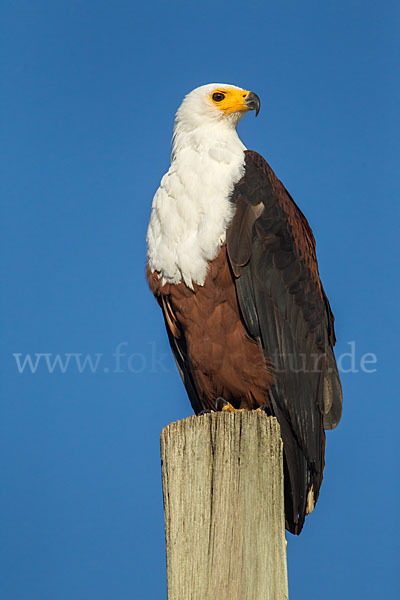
[
  {"left": 215, "top": 397, "right": 243, "bottom": 412},
  {"left": 215, "top": 397, "right": 228, "bottom": 411},
  {"left": 198, "top": 409, "right": 213, "bottom": 415}
]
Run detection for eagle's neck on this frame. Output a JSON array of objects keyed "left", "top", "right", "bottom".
[{"left": 147, "top": 122, "right": 246, "bottom": 288}]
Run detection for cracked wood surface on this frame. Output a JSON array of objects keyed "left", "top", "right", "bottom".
[{"left": 160, "top": 411, "right": 289, "bottom": 600}]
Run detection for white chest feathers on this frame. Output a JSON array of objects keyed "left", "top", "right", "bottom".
[{"left": 147, "top": 131, "right": 246, "bottom": 288}]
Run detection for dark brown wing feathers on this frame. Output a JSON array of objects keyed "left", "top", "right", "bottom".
[{"left": 227, "top": 151, "right": 342, "bottom": 533}]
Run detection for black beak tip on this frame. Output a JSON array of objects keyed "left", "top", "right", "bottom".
[{"left": 246, "top": 92, "right": 261, "bottom": 117}]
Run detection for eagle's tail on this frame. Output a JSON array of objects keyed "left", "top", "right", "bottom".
[{"left": 267, "top": 390, "right": 325, "bottom": 535}]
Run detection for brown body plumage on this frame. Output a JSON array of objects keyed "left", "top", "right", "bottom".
[{"left": 147, "top": 244, "right": 273, "bottom": 411}]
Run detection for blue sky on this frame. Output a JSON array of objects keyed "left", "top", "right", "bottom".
[{"left": 1, "top": 1, "right": 399, "bottom": 598}]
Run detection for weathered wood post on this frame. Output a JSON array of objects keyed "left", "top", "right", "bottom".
[{"left": 160, "top": 410, "right": 289, "bottom": 600}]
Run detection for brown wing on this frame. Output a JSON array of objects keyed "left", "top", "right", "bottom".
[{"left": 227, "top": 150, "right": 342, "bottom": 534}]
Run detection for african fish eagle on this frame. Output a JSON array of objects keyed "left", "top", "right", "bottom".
[{"left": 146, "top": 84, "right": 342, "bottom": 534}]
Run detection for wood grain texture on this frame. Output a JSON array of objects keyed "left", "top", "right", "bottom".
[{"left": 160, "top": 411, "right": 288, "bottom": 600}]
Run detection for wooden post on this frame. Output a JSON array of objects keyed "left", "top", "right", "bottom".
[{"left": 160, "top": 411, "right": 289, "bottom": 600}]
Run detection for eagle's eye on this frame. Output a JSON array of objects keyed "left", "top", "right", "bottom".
[{"left": 212, "top": 92, "right": 225, "bottom": 102}]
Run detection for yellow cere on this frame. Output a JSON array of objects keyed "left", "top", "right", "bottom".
[{"left": 209, "top": 87, "right": 251, "bottom": 115}]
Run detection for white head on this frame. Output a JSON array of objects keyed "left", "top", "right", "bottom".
[{"left": 172, "top": 83, "right": 260, "bottom": 150}]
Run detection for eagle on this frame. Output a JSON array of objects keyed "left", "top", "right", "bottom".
[{"left": 146, "top": 83, "right": 342, "bottom": 534}]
